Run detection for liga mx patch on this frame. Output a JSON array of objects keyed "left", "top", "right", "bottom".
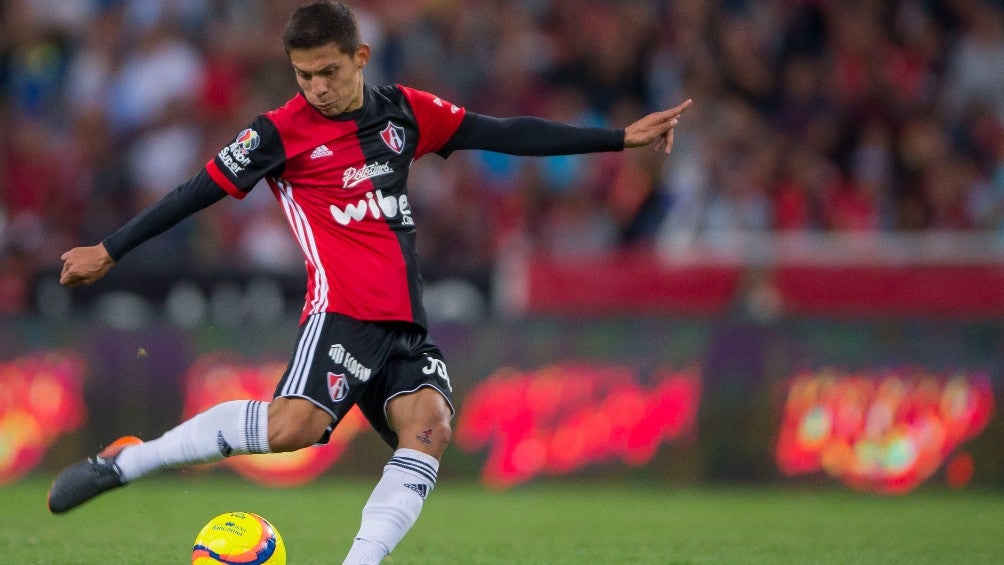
[
  {"left": 235, "top": 128, "right": 260, "bottom": 154},
  {"left": 327, "top": 372, "right": 349, "bottom": 402},
  {"left": 380, "top": 121, "right": 405, "bottom": 154}
]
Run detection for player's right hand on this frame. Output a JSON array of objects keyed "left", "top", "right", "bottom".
[{"left": 60, "top": 243, "right": 115, "bottom": 287}]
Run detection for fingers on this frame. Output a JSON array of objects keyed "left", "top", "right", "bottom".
[
  {"left": 59, "top": 261, "right": 96, "bottom": 286},
  {"left": 656, "top": 127, "right": 676, "bottom": 155},
  {"left": 60, "top": 272, "right": 92, "bottom": 287},
  {"left": 60, "top": 250, "right": 85, "bottom": 287},
  {"left": 675, "top": 98, "right": 694, "bottom": 113},
  {"left": 644, "top": 99, "right": 691, "bottom": 136},
  {"left": 60, "top": 249, "right": 73, "bottom": 286},
  {"left": 59, "top": 266, "right": 79, "bottom": 286},
  {"left": 664, "top": 127, "right": 676, "bottom": 155},
  {"left": 653, "top": 101, "right": 689, "bottom": 153},
  {"left": 656, "top": 99, "right": 693, "bottom": 123},
  {"left": 652, "top": 117, "right": 679, "bottom": 152}
]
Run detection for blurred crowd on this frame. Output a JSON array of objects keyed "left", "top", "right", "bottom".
[{"left": 2, "top": 0, "right": 1004, "bottom": 315}]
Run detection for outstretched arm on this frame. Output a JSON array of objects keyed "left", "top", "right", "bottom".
[
  {"left": 60, "top": 169, "right": 227, "bottom": 287},
  {"left": 440, "top": 98, "right": 693, "bottom": 157},
  {"left": 441, "top": 113, "right": 625, "bottom": 157}
]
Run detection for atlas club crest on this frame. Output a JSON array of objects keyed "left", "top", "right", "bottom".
[
  {"left": 327, "top": 372, "right": 350, "bottom": 402},
  {"left": 380, "top": 121, "right": 406, "bottom": 154}
]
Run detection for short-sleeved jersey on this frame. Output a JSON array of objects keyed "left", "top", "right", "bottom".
[{"left": 205, "top": 84, "right": 466, "bottom": 328}]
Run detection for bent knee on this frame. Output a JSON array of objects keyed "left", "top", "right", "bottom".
[
  {"left": 267, "top": 398, "right": 332, "bottom": 452},
  {"left": 267, "top": 425, "right": 317, "bottom": 452},
  {"left": 399, "top": 414, "right": 452, "bottom": 453},
  {"left": 387, "top": 387, "right": 454, "bottom": 455}
]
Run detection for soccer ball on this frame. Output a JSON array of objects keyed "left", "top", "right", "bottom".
[{"left": 192, "top": 511, "right": 286, "bottom": 564}]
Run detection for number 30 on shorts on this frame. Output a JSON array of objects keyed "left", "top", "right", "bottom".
[{"left": 421, "top": 355, "right": 451, "bottom": 392}]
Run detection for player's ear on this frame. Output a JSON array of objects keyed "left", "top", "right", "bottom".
[{"left": 355, "top": 43, "right": 371, "bottom": 69}]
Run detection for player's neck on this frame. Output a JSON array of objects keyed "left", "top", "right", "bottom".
[{"left": 344, "top": 83, "right": 366, "bottom": 113}]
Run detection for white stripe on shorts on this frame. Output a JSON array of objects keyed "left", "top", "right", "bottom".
[{"left": 281, "top": 312, "right": 326, "bottom": 396}]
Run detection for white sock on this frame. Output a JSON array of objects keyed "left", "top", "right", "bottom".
[
  {"left": 343, "top": 448, "right": 439, "bottom": 565},
  {"left": 115, "top": 400, "right": 270, "bottom": 482}
]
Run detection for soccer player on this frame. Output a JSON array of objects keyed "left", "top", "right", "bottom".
[{"left": 47, "top": 1, "right": 692, "bottom": 563}]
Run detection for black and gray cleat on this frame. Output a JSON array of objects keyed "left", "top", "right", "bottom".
[{"left": 47, "top": 436, "right": 143, "bottom": 514}]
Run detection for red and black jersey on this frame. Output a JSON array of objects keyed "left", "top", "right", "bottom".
[{"left": 206, "top": 84, "right": 466, "bottom": 328}]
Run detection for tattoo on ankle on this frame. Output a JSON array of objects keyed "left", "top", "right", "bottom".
[{"left": 416, "top": 428, "right": 433, "bottom": 445}]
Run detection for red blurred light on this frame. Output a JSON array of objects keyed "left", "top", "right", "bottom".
[
  {"left": 776, "top": 369, "right": 993, "bottom": 494},
  {"left": 946, "top": 452, "right": 974, "bottom": 489},
  {"left": 0, "top": 352, "right": 86, "bottom": 484},
  {"left": 455, "top": 363, "right": 702, "bottom": 488}
]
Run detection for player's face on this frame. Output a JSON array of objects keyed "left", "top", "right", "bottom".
[{"left": 289, "top": 43, "right": 370, "bottom": 117}]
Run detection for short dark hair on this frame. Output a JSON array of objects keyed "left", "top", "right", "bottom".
[{"left": 282, "top": 1, "right": 361, "bottom": 54}]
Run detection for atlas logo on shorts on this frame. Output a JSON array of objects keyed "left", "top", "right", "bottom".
[
  {"left": 380, "top": 121, "right": 406, "bottom": 154},
  {"left": 327, "top": 372, "right": 350, "bottom": 402}
]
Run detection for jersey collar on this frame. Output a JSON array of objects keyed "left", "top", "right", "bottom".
[{"left": 301, "top": 85, "right": 371, "bottom": 122}]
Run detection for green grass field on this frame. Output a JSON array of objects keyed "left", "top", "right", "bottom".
[{"left": 4, "top": 474, "right": 1003, "bottom": 564}]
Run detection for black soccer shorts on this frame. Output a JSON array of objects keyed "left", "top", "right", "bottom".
[{"left": 273, "top": 312, "right": 454, "bottom": 448}]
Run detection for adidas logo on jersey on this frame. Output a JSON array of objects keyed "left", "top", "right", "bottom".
[
  {"left": 310, "top": 145, "right": 333, "bottom": 159},
  {"left": 404, "top": 483, "right": 429, "bottom": 499}
]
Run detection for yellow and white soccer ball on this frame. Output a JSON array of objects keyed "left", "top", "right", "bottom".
[{"left": 192, "top": 511, "right": 286, "bottom": 564}]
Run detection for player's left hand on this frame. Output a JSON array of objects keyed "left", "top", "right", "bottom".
[{"left": 624, "top": 98, "right": 693, "bottom": 155}]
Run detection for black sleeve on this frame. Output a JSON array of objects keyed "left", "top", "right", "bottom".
[
  {"left": 102, "top": 169, "right": 227, "bottom": 261},
  {"left": 438, "top": 112, "right": 625, "bottom": 157}
]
